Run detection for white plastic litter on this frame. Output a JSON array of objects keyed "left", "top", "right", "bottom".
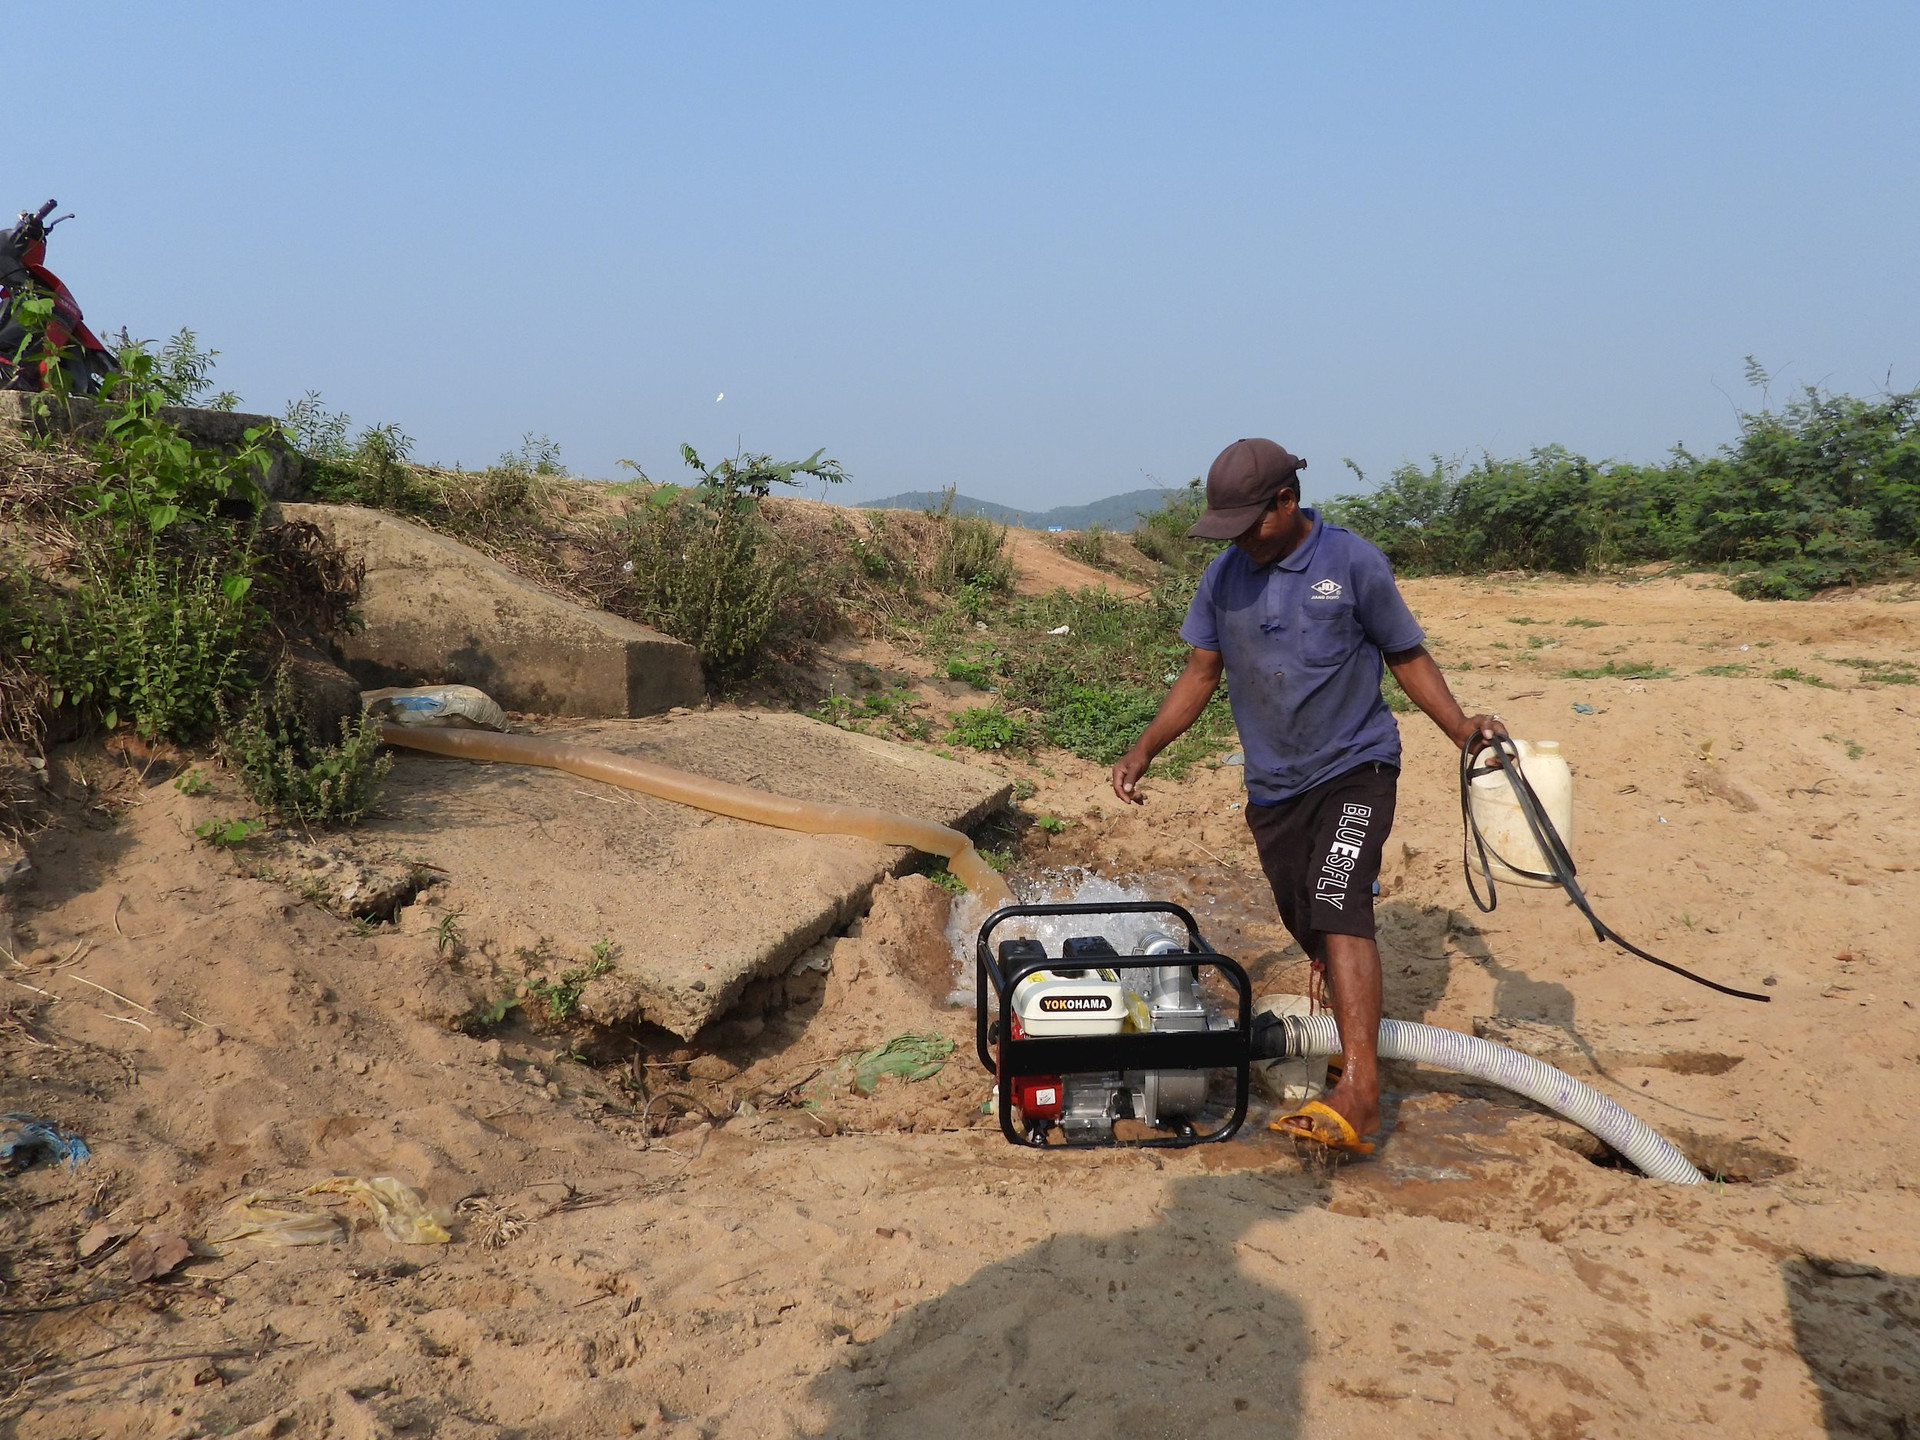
[
  {"left": 362, "top": 685, "right": 509, "bottom": 733},
  {"left": 1047, "top": 625, "right": 1071, "bottom": 636}
]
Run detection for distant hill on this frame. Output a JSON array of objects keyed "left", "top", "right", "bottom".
[{"left": 856, "top": 488, "right": 1176, "bottom": 531}]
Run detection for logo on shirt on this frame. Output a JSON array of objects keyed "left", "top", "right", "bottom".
[{"left": 1310, "top": 578, "right": 1343, "bottom": 598}]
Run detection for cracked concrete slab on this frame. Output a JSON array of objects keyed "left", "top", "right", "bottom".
[{"left": 359, "top": 710, "right": 1010, "bottom": 1036}]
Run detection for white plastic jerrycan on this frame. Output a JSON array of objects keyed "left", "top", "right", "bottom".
[{"left": 1467, "top": 738, "right": 1574, "bottom": 887}]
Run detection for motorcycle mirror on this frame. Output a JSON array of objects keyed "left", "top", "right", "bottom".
[{"left": 44, "top": 214, "right": 73, "bottom": 231}]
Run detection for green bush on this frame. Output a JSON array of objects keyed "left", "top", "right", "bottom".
[
  {"left": 220, "top": 664, "right": 392, "bottom": 828},
  {"left": 1324, "top": 383, "right": 1920, "bottom": 598},
  {"left": 1130, "top": 480, "right": 1217, "bottom": 576},
  {"left": 8, "top": 545, "right": 262, "bottom": 740},
  {"left": 1041, "top": 683, "right": 1161, "bottom": 764},
  {"left": 946, "top": 705, "right": 1035, "bottom": 752},
  {"left": 1060, "top": 523, "right": 1107, "bottom": 568},
  {"left": 931, "top": 512, "right": 1014, "bottom": 592},
  {"left": 614, "top": 496, "right": 788, "bottom": 680}
]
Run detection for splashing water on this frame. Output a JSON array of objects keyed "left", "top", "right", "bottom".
[{"left": 941, "top": 868, "right": 1180, "bottom": 1007}]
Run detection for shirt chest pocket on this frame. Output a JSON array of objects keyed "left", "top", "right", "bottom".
[{"left": 1299, "top": 601, "right": 1360, "bottom": 666}]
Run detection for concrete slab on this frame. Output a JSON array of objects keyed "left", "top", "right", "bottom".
[
  {"left": 285, "top": 503, "right": 704, "bottom": 717},
  {"left": 360, "top": 710, "right": 1010, "bottom": 1036}
]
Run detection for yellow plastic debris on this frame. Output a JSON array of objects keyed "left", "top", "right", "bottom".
[
  {"left": 207, "top": 1191, "right": 345, "bottom": 1247},
  {"left": 303, "top": 1176, "right": 453, "bottom": 1245}
]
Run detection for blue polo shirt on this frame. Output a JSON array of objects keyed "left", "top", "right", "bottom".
[{"left": 1180, "top": 509, "right": 1425, "bottom": 804}]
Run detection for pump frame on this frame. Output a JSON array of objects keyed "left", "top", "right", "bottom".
[{"left": 974, "top": 901, "right": 1252, "bottom": 1149}]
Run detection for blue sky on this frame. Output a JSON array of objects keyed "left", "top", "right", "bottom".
[{"left": 33, "top": 4, "right": 1919, "bottom": 506}]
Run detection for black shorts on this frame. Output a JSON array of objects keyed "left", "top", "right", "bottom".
[{"left": 1243, "top": 760, "right": 1398, "bottom": 953}]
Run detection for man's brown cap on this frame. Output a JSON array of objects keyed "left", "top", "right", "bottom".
[{"left": 1187, "top": 438, "right": 1307, "bottom": 539}]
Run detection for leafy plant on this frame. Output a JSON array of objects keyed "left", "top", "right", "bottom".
[
  {"left": 194, "top": 816, "right": 263, "bottom": 848},
  {"left": 1556, "top": 660, "right": 1675, "bottom": 680},
  {"left": 1130, "top": 480, "right": 1216, "bottom": 576},
  {"left": 459, "top": 992, "right": 518, "bottom": 1035},
  {"left": 219, "top": 663, "right": 392, "bottom": 827},
  {"left": 1034, "top": 814, "right": 1068, "bottom": 834},
  {"left": 9, "top": 546, "right": 262, "bottom": 739},
  {"left": 81, "top": 341, "right": 272, "bottom": 533},
  {"left": 173, "top": 769, "right": 211, "bottom": 796},
  {"left": 929, "top": 497, "right": 1014, "bottom": 593},
  {"left": 1765, "top": 666, "right": 1833, "bottom": 688},
  {"left": 946, "top": 706, "right": 1036, "bottom": 752},
  {"left": 526, "top": 952, "right": 616, "bottom": 1022},
  {"left": 1696, "top": 663, "right": 1753, "bottom": 677}
]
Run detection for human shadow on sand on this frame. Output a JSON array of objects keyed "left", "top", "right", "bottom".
[
  {"left": 1783, "top": 1256, "right": 1920, "bottom": 1438},
  {"left": 799, "top": 1168, "right": 1331, "bottom": 1440}
]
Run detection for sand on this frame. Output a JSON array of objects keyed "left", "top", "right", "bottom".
[{"left": 2, "top": 565, "right": 1917, "bottom": 1438}]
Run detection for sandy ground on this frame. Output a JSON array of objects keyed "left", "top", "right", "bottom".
[{"left": 3, "top": 565, "right": 1919, "bottom": 1438}]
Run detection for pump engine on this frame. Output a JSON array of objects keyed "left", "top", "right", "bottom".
[{"left": 975, "top": 903, "right": 1253, "bottom": 1148}]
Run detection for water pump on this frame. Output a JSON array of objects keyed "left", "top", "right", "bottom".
[{"left": 974, "top": 902, "right": 1252, "bottom": 1148}]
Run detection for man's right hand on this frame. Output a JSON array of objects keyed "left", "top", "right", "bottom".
[{"left": 1111, "top": 747, "right": 1150, "bottom": 805}]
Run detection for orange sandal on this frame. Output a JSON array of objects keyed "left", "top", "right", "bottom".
[{"left": 1271, "top": 1099, "right": 1375, "bottom": 1155}]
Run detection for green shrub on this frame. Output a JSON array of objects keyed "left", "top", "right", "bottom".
[
  {"left": 614, "top": 497, "right": 788, "bottom": 680},
  {"left": 931, "top": 512, "right": 1013, "bottom": 592},
  {"left": 1041, "top": 683, "right": 1161, "bottom": 764},
  {"left": 1324, "top": 383, "right": 1920, "bottom": 599},
  {"left": 946, "top": 706, "right": 1036, "bottom": 752},
  {"left": 1060, "top": 524, "right": 1107, "bottom": 568},
  {"left": 1555, "top": 660, "right": 1675, "bottom": 680},
  {"left": 220, "top": 663, "right": 392, "bottom": 828},
  {"left": 1131, "top": 481, "right": 1216, "bottom": 576},
  {"left": 9, "top": 546, "right": 262, "bottom": 740}
]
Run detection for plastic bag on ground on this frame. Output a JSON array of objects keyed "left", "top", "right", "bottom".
[
  {"left": 1, "top": 1114, "right": 90, "bottom": 1172},
  {"left": 851, "top": 1033, "right": 955, "bottom": 1096},
  {"left": 303, "top": 1175, "right": 453, "bottom": 1244},
  {"left": 361, "top": 685, "right": 508, "bottom": 733},
  {"left": 207, "top": 1191, "right": 345, "bottom": 1247}
]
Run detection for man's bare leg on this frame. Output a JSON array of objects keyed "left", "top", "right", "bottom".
[{"left": 1318, "top": 931, "right": 1383, "bottom": 1136}]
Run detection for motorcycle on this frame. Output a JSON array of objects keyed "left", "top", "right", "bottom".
[{"left": 0, "top": 199, "right": 116, "bottom": 396}]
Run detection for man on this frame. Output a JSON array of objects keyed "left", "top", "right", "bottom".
[{"left": 1110, "top": 438, "right": 1504, "bottom": 1153}]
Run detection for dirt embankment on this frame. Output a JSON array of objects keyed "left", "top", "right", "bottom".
[{"left": 3, "top": 566, "right": 1918, "bottom": 1438}]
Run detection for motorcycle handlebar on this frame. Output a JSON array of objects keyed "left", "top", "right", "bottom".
[{"left": 33, "top": 200, "right": 56, "bottom": 222}]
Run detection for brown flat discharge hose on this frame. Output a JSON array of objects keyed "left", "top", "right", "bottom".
[{"left": 379, "top": 723, "right": 1016, "bottom": 908}]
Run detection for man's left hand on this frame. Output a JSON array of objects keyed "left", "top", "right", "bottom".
[{"left": 1453, "top": 713, "right": 1509, "bottom": 752}]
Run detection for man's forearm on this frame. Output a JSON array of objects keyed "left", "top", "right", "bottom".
[
  {"left": 1129, "top": 653, "right": 1223, "bottom": 762},
  {"left": 1385, "top": 646, "right": 1475, "bottom": 746}
]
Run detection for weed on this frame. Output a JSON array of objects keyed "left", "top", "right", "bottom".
[
  {"left": 1129, "top": 480, "right": 1215, "bottom": 577},
  {"left": 978, "top": 847, "right": 1014, "bottom": 871},
  {"left": 7, "top": 545, "right": 263, "bottom": 740},
  {"left": 1506, "top": 616, "right": 1541, "bottom": 625},
  {"left": 526, "top": 953, "right": 616, "bottom": 1022},
  {"left": 435, "top": 911, "right": 465, "bottom": 957},
  {"left": 925, "top": 862, "right": 968, "bottom": 895},
  {"left": 1525, "top": 635, "right": 1560, "bottom": 650},
  {"left": 1011, "top": 777, "right": 1037, "bottom": 801},
  {"left": 1035, "top": 814, "right": 1068, "bottom": 834},
  {"left": 1820, "top": 733, "right": 1866, "bottom": 760},
  {"left": 1765, "top": 667, "right": 1833, "bottom": 688},
  {"left": 1817, "top": 654, "right": 1918, "bottom": 684},
  {"left": 173, "top": 769, "right": 211, "bottom": 797},
  {"left": 613, "top": 496, "right": 789, "bottom": 680},
  {"left": 1697, "top": 663, "right": 1754, "bottom": 676},
  {"left": 930, "top": 502, "right": 1014, "bottom": 593},
  {"left": 1563, "top": 617, "right": 1607, "bottom": 627},
  {"left": 944, "top": 651, "right": 998, "bottom": 687},
  {"left": 1489, "top": 641, "right": 1510, "bottom": 650},
  {"left": 194, "top": 816, "right": 262, "bottom": 849},
  {"left": 459, "top": 992, "right": 518, "bottom": 1036},
  {"left": 946, "top": 706, "right": 1036, "bottom": 752},
  {"left": 1059, "top": 524, "right": 1108, "bottom": 568},
  {"left": 219, "top": 663, "right": 392, "bottom": 828},
  {"left": 1556, "top": 660, "right": 1675, "bottom": 680}
]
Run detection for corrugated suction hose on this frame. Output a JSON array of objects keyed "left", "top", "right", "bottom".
[
  {"left": 378, "top": 723, "right": 1016, "bottom": 908},
  {"left": 1268, "top": 1012, "right": 1706, "bottom": 1184}
]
